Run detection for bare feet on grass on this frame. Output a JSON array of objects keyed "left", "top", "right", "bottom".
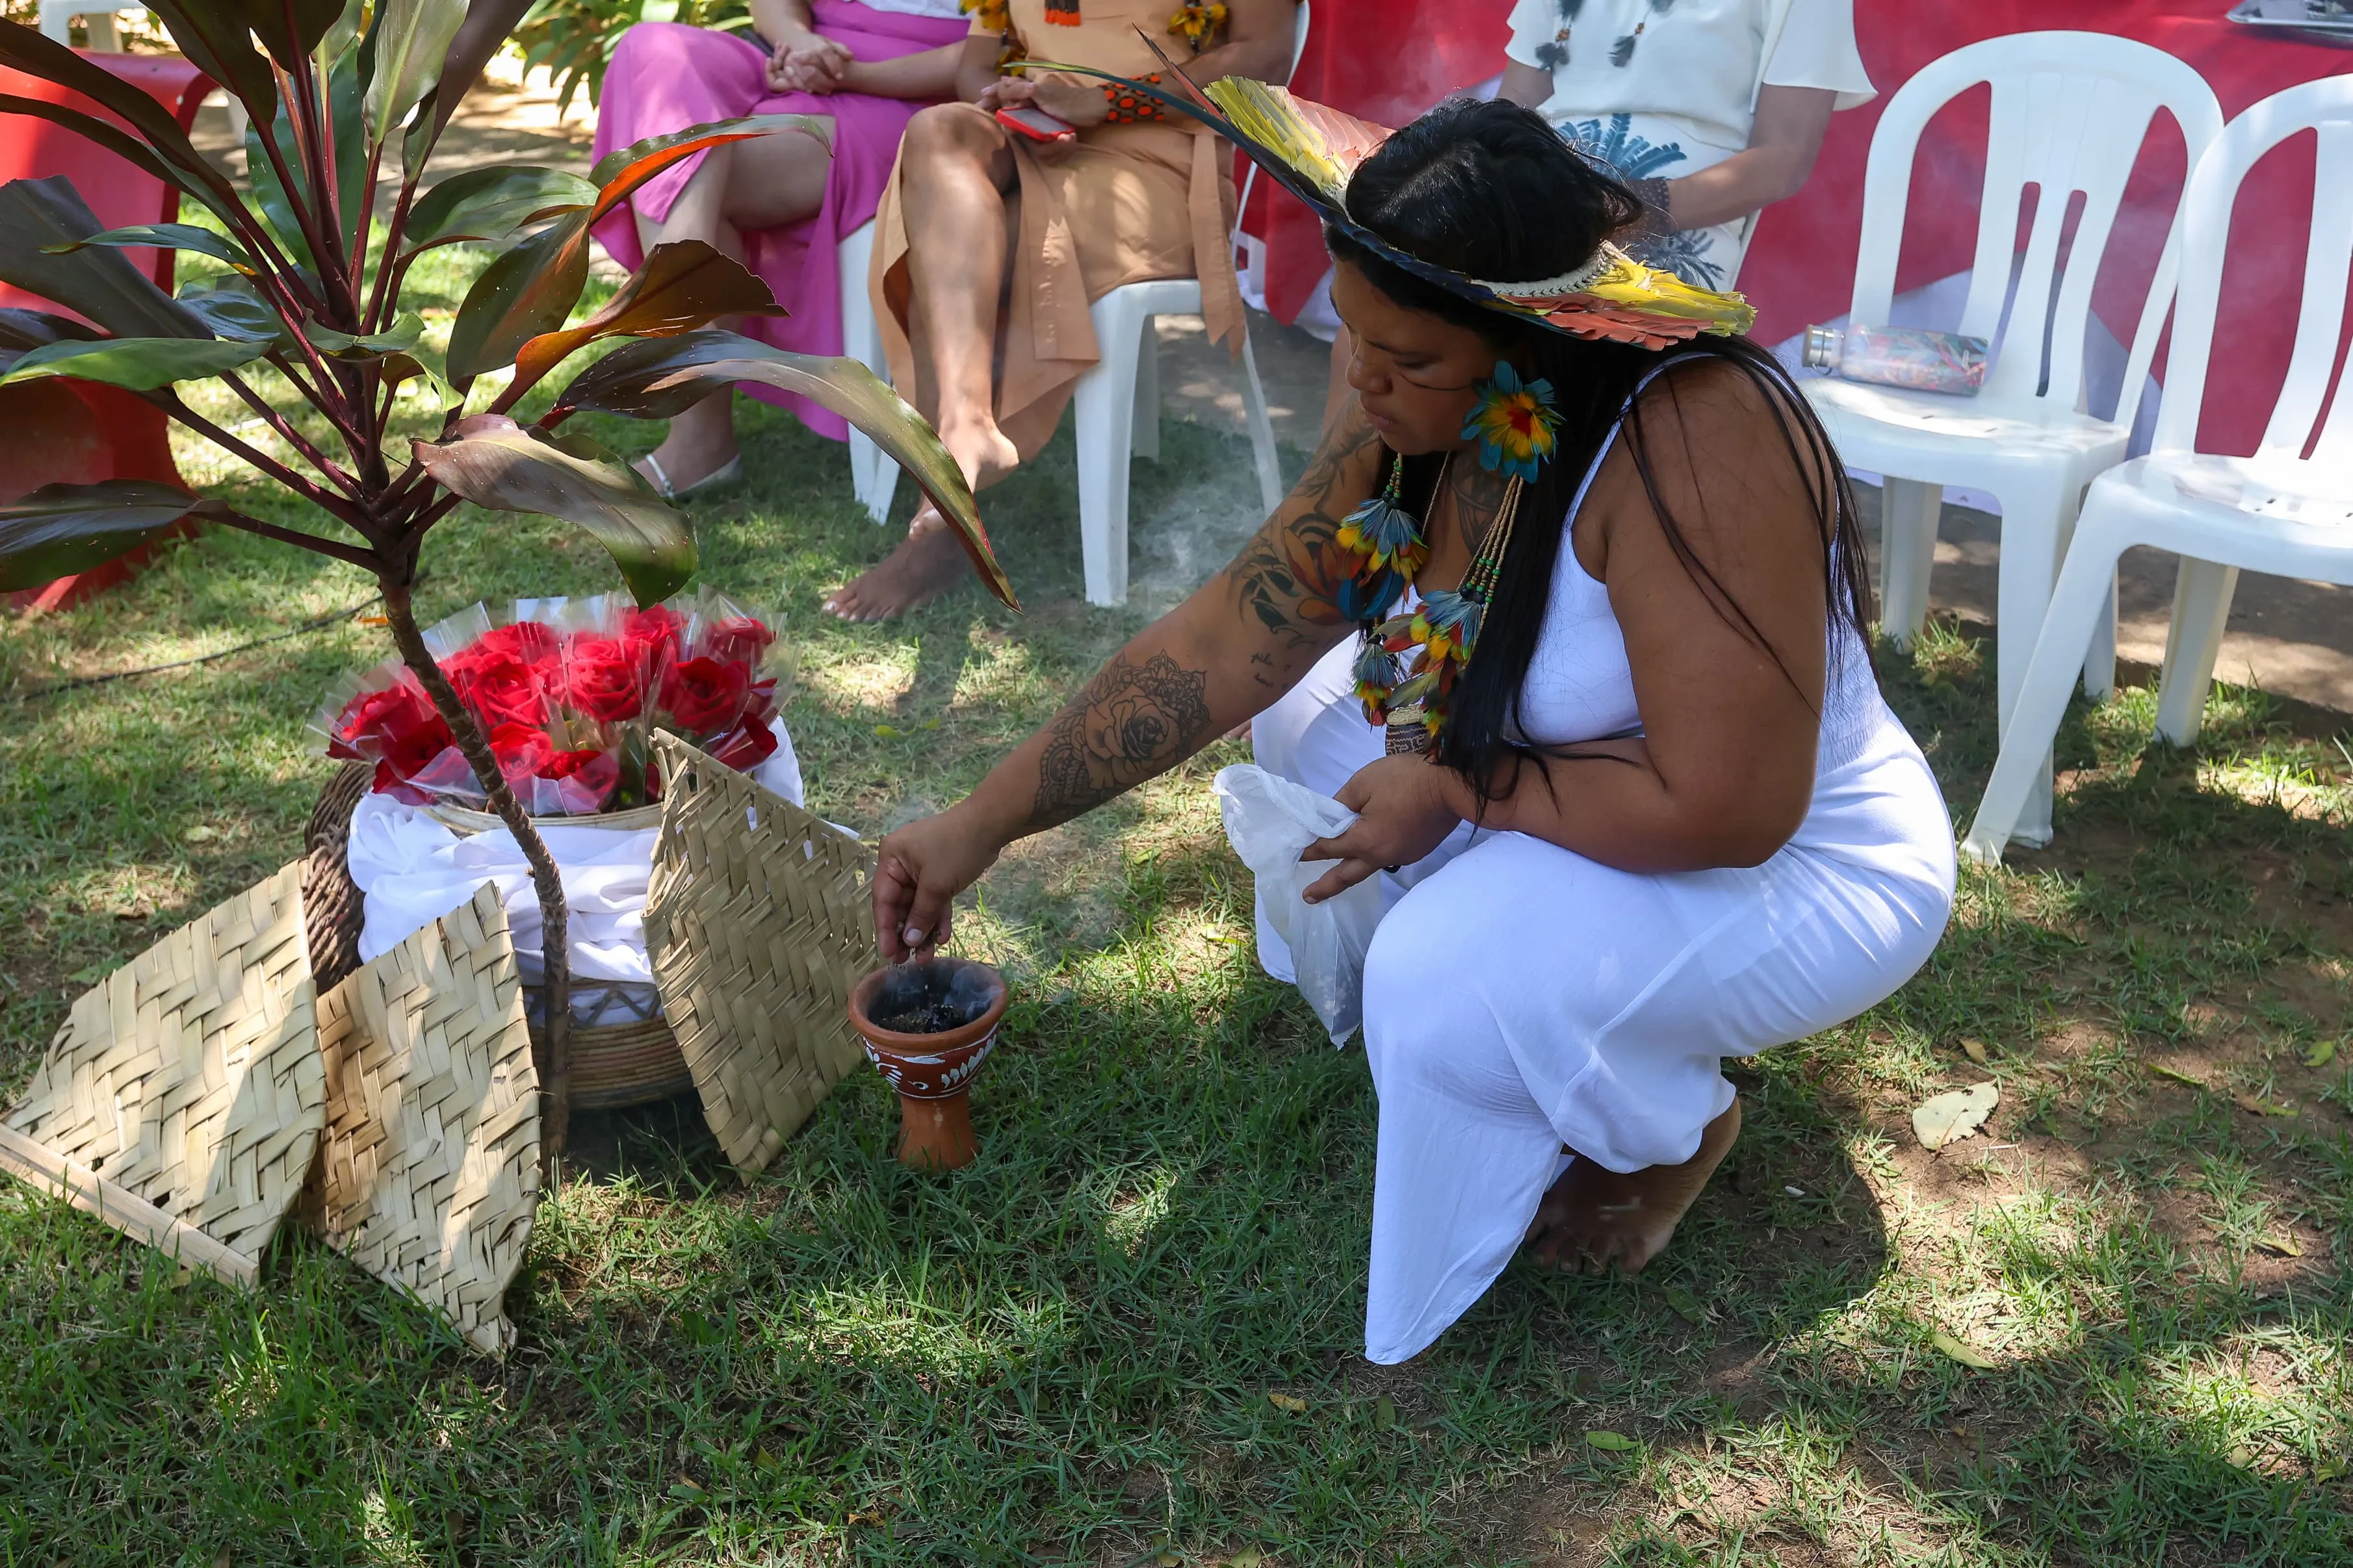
[
  {"left": 1524, "top": 1098, "right": 1741, "bottom": 1274},
  {"left": 822, "top": 505, "right": 975, "bottom": 622},
  {"left": 824, "top": 421, "right": 1017, "bottom": 623}
]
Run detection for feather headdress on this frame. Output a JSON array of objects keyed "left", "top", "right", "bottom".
[{"left": 1034, "top": 56, "right": 1756, "bottom": 349}]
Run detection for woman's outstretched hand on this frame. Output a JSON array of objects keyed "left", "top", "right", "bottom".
[
  {"left": 873, "top": 806, "right": 1006, "bottom": 962},
  {"left": 1299, "top": 753, "right": 1463, "bottom": 903}
]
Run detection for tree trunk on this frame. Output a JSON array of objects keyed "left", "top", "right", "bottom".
[{"left": 379, "top": 580, "right": 574, "bottom": 1181}]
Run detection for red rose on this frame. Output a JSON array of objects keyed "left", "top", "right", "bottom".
[
  {"left": 698, "top": 614, "right": 774, "bottom": 668},
  {"left": 539, "top": 746, "right": 619, "bottom": 810},
  {"left": 563, "top": 634, "right": 645, "bottom": 723},
  {"left": 473, "top": 620, "right": 559, "bottom": 664},
  {"left": 705, "top": 717, "right": 779, "bottom": 771},
  {"left": 659, "top": 655, "right": 751, "bottom": 735},
  {"left": 621, "top": 605, "right": 685, "bottom": 664},
  {"left": 489, "top": 721, "right": 554, "bottom": 784},
  {"left": 737, "top": 677, "right": 775, "bottom": 730},
  {"left": 443, "top": 645, "right": 547, "bottom": 733},
  {"left": 333, "top": 678, "right": 453, "bottom": 780},
  {"left": 541, "top": 746, "right": 610, "bottom": 781},
  {"left": 371, "top": 760, "right": 436, "bottom": 804}
]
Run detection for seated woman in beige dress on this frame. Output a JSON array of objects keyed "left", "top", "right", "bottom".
[{"left": 822, "top": 0, "right": 1301, "bottom": 621}]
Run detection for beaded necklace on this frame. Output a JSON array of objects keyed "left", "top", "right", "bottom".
[{"left": 1340, "top": 453, "right": 1526, "bottom": 756}]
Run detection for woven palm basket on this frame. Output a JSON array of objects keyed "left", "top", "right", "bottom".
[
  {"left": 644, "top": 734, "right": 880, "bottom": 1174},
  {"left": 304, "top": 762, "right": 694, "bottom": 1110}
]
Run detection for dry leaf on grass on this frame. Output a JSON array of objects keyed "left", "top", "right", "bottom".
[
  {"left": 2232, "top": 1093, "right": 2296, "bottom": 1118},
  {"left": 1932, "top": 1331, "right": 1997, "bottom": 1370},
  {"left": 1960, "top": 1037, "right": 1991, "bottom": 1064},
  {"left": 2256, "top": 1233, "right": 2305, "bottom": 1257},
  {"left": 1227, "top": 1550, "right": 1264, "bottom": 1568},
  {"left": 1912, "top": 1082, "right": 1999, "bottom": 1150},
  {"left": 1267, "top": 1392, "right": 1307, "bottom": 1414}
]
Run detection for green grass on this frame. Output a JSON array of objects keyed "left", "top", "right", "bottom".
[{"left": 4, "top": 248, "right": 2352, "bottom": 1562}]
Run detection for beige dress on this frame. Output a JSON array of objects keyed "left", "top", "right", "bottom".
[{"left": 868, "top": 0, "right": 1247, "bottom": 459}]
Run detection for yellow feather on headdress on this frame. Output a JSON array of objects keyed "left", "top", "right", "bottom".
[
  {"left": 1203, "top": 77, "right": 1390, "bottom": 204},
  {"left": 1185, "top": 75, "right": 1756, "bottom": 348},
  {"left": 1489, "top": 244, "right": 1757, "bottom": 346}
]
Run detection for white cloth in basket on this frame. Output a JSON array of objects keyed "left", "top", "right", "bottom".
[{"left": 346, "top": 720, "right": 806, "bottom": 987}]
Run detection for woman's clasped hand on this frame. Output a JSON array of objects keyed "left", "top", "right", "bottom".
[
  {"left": 1295, "top": 752, "right": 1465, "bottom": 904},
  {"left": 768, "top": 28, "right": 855, "bottom": 94}
]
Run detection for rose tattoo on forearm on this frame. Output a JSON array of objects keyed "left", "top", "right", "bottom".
[{"left": 1030, "top": 651, "right": 1212, "bottom": 827}]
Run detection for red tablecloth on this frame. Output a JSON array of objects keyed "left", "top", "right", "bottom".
[
  {"left": 1247, "top": 2, "right": 2352, "bottom": 457},
  {"left": 0, "top": 51, "right": 211, "bottom": 611},
  {"left": 1242, "top": 0, "right": 1514, "bottom": 323}
]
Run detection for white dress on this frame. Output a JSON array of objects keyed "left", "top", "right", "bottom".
[
  {"left": 1503, "top": 0, "right": 1874, "bottom": 289},
  {"left": 1249, "top": 366, "right": 1956, "bottom": 1365}
]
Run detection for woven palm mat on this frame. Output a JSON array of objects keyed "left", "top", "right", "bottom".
[
  {"left": 644, "top": 734, "right": 880, "bottom": 1174},
  {"left": 313, "top": 882, "right": 540, "bottom": 1356},
  {"left": 3, "top": 862, "right": 323, "bottom": 1271}
]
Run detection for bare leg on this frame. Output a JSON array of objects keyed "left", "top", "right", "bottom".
[
  {"left": 630, "top": 127, "right": 832, "bottom": 494},
  {"left": 824, "top": 105, "right": 1021, "bottom": 623},
  {"left": 1523, "top": 1098, "right": 1741, "bottom": 1274}
]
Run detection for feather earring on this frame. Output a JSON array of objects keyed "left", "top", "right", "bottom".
[{"left": 1462, "top": 363, "right": 1563, "bottom": 482}]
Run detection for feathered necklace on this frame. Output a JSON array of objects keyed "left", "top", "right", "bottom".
[{"left": 1340, "top": 454, "right": 1527, "bottom": 755}]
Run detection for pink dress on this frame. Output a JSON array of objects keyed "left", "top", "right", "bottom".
[{"left": 590, "top": 0, "right": 968, "bottom": 440}]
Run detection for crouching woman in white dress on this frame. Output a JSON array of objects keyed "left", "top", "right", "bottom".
[{"left": 869, "top": 96, "right": 1955, "bottom": 1365}]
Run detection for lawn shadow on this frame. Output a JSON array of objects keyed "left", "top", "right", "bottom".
[{"left": 561, "top": 1090, "right": 727, "bottom": 1190}]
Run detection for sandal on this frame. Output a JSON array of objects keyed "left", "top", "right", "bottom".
[{"left": 636, "top": 452, "right": 744, "bottom": 500}]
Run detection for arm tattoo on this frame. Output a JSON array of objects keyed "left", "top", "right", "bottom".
[
  {"left": 1030, "top": 651, "right": 1212, "bottom": 828},
  {"left": 1221, "top": 405, "right": 1383, "bottom": 649}
]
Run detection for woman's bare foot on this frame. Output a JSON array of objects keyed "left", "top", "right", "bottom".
[
  {"left": 1524, "top": 1098, "right": 1742, "bottom": 1274},
  {"left": 823, "top": 504, "right": 972, "bottom": 621},
  {"left": 823, "top": 419, "right": 1017, "bottom": 623}
]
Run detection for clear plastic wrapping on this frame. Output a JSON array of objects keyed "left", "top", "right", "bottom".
[
  {"left": 1803, "top": 323, "right": 1989, "bottom": 396},
  {"left": 309, "top": 589, "right": 790, "bottom": 816}
]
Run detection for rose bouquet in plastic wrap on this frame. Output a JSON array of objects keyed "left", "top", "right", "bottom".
[{"left": 311, "top": 588, "right": 792, "bottom": 817}]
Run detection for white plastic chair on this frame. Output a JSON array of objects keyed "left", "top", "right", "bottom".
[
  {"left": 838, "top": 218, "right": 898, "bottom": 522},
  {"left": 38, "top": 1, "right": 145, "bottom": 49},
  {"left": 1803, "top": 31, "right": 2224, "bottom": 844},
  {"left": 1962, "top": 75, "right": 2353, "bottom": 862},
  {"left": 842, "top": 5, "right": 1305, "bottom": 605},
  {"left": 1067, "top": 0, "right": 1308, "bottom": 605},
  {"left": 836, "top": 218, "right": 1286, "bottom": 572}
]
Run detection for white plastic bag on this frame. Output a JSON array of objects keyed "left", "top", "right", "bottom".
[{"left": 1213, "top": 764, "right": 1383, "bottom": 1046}]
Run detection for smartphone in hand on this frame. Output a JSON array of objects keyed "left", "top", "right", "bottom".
[{"left": 996, "top": 106, "right": 1076, "bottom": 143}]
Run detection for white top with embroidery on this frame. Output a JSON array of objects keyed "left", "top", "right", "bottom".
[{"left": 1504, "top": 0, "right": 1873, "bottom": 165}]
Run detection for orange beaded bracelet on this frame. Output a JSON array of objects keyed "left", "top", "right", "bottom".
[{"left": 1103, "top": 72, "right": 1169, "bottom": 125}]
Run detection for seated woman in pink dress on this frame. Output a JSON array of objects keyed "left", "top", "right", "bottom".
[{"left": 591, "top": 0, "right": 969, "bottom": 497}]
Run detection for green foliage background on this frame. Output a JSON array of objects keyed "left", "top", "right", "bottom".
[{"left": 514, "top": 0, "right": 757, "bottom": 113}]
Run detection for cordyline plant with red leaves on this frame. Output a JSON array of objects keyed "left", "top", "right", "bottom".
[{"left": 0, "top": 0, "right": 1018, "bottom": 1171}]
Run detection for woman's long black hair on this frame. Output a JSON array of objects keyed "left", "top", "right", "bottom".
[{"left": 1325, "top": 97, "right": 1871, "bottom": 804}]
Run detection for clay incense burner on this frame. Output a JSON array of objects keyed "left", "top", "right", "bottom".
[{"left": 848, "top": 957, "right": 1008, "bottom": 1171}]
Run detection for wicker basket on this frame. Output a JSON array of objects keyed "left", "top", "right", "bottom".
[{"left": 304, "top": 762, "right": 696, "bottom": 1110}]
